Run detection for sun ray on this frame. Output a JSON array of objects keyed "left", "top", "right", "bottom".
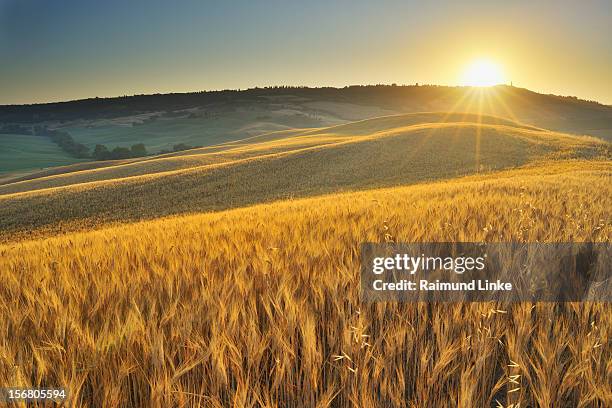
[
  {"left": 403, "top": 87, "right": 477, "bottom": 161},
  {"left": 475, "top": 89, "right": 484, "bottom": 172},
  {"left": 444, "top": 88, "right": 482, "bottom": 156},
  {"left": 489, "top": 88, "right": 523, "bottom": 125}
]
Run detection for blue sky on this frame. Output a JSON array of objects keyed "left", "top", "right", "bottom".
[{"left": 1, "top": 0, "right": 610, "bottom": 104}]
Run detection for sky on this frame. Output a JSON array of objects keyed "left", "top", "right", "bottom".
[{"left": 1, "top": 0, "right": 611, "bottom": 105}]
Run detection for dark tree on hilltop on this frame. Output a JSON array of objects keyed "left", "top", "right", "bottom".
[
  {"left": 92, "top": 142, "right": 148, "bottom": 160},
  {"left": 130, "top": 143, "right": 147, "bottom": 157},
  {"left": 93, "top": 144, "right": 110, "bottom": 160},
  {"left": 110, "top": 147, "right": 132, "bottom": 159}
]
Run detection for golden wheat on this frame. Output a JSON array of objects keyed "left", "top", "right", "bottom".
[
  {"left": 0, "top": 117, "right": 606, "bottom": 244},
  {"left": 0, "top": 160, "right": 610, "bottom": 406}
]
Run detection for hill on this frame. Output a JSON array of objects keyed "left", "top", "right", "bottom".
[
  {"left": 1, "top": 105, "right": 610, "bottom": 406},
  {"left": 0, "top": 85, "right": 611, "bottom": 179},
  {"left": 0, "top": 112, "right": 547, "bottom": 190},
  {"left": 1, "top": 86, "right": 611, "bottom": 138},
  {"left": 0, "top": 113, "right": 607, "bottom": 242},
  {"left": 0, "top": 159, "right": 609, "bottom": 406}
]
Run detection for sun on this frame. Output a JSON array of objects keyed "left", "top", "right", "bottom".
[{"left": 460, "top": 59, "right": 506, "bottom": 87}]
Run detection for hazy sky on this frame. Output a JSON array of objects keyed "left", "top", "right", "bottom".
[{"left": 1, "top": 0, "right": 611, "bottom": 104}]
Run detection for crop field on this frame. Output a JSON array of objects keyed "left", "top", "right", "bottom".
[
  {"left": 2, "top": 85, "right": 610, "bottom": 181},
  {"left": 0, "top": 105, "right": 610, "bottom": 407},
  {"left": 0, "top": 113, "right": 607, "bottom": 242},
  {"left": 0, "top": 98, "right": 359, "bottom": 180},
  {"left": 60, "top": 103, "right": 345, "bottom": 152},
  {"left": 0, "top": 133, "right": 84, "bottom": 175},
  {"left": 0, "top": 112, "right": 516, "bottom": 189},
  {"left": 0, "top": 160, "right": 610, "bottom": 406},
  {"left": 1, "top": 0, "right": 611, "bottom": 404}
]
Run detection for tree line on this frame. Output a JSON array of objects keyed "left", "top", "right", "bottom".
[
  {"left": 0, "top": 85, "right": 479, "bottom": 123},
  {"left": 92, "top": 143, "right": 147, "bottom": 160},
  {"left": 34, "top": 126, "right": 91, "bottom": 158},
  {"left": 32, "top": 126, "right": 149, "bottom": 160},
  {"left": 2, "top": 124, "right": 197, "bottom": 160}
]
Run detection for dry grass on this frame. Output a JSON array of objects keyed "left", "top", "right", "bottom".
[{"left": 0, "top": 160, "right": 610, "bottom": 407}]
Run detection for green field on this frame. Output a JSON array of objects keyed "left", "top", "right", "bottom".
[
  {"left": 62, "top": 107, "right": 337, "bottom": 152},
  {"left": 0, "top": 133, "right": 84, "bottom": 174}
]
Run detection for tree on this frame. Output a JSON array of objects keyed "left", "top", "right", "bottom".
[
  {"left": 110, "top": 147, "right": 132, "bottom": 159},
  {"left": 93, "top": 144, "right": 110, "bottom": 160},
  {"left": 172, "top": 143, "right": 192, "bottom": 152},
  {"left": 44, "top": 129, "right": 90, "bottom": 158},
  {"left": 130, "top": 143, "right": 147, "bottom": 157},
  {"left": 72, "top": 143, "right": 90, "bottom": 158}
]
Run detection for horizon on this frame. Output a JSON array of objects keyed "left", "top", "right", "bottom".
[
  {"left": 1, "top": 83, "right": 609, "bottom": 108},
  {"left": 1, "top": 0, "right": 611, "bottom": 105}
]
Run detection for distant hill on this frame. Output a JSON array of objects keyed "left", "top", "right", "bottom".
[{"left": 1, "top": 85, "right": 611, "bottom": 140}]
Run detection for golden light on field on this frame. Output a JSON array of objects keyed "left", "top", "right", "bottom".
[{"left": 460, "top": 59, "right": 506, "bottom": 87}]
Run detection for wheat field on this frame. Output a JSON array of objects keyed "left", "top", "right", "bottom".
[
  {"left": 0, "top": 113, "right": 606, "bottom": 245},
  {"left": 1, "top": 158, "right": 610, "bottom": 407}
]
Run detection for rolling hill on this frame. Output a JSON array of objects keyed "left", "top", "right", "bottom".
[
  {"left": 0, "top": 113, "right": 608, "bottom": 242},
  {"left": 2, "top": 85, "right": 611, "bottom": 139},
  {"left": 1, "top": 85, "right": 611, "bottom": 181},
  {"left": 0, "top": 112, "right": 553, "bottom": 191},
  {"left": 0, "top": 100, "right": 610, "bottom": 406}
]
